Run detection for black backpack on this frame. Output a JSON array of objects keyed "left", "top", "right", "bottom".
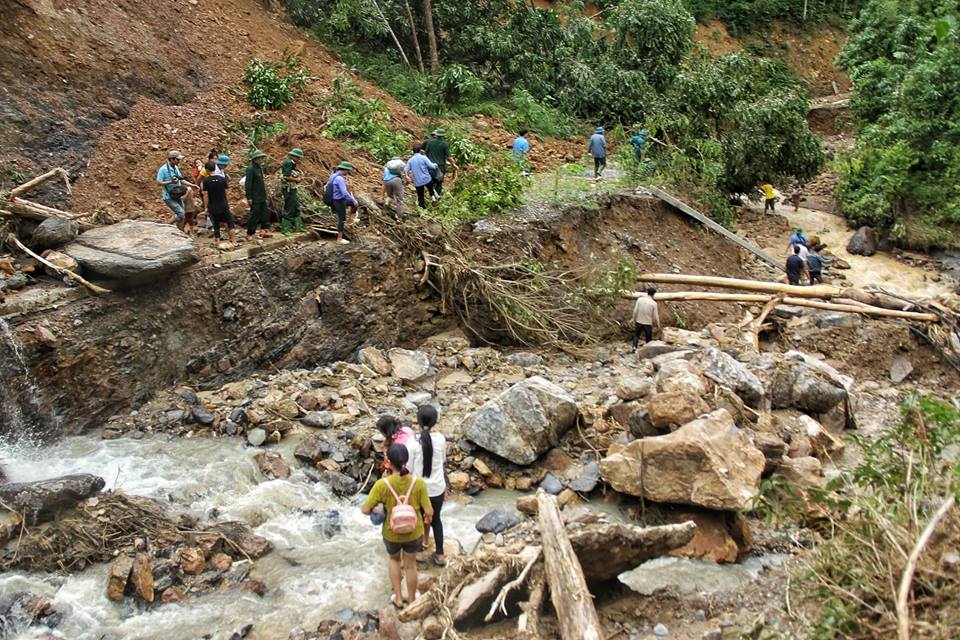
[{"left": 323, "top": 179, "right": 335, "bottom": 206}]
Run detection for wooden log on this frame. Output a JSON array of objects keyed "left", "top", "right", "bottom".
[
  {"left": 9, "top": 237, "right": 109, "bottom": 295},
  {"left": 638, "top": 273, "right": 840, "bottom": 299},
  {"left": 11, "top": 197, "right": 74, "bottom": 218},
  {"left": 622, "top": 290, "right": 940, "bottom": 322},
  {"left": 537, "top": 491, "right": 602, "bottom": 640},
  {"left": 518, "top": 565, "right": 545, "bottom": 638},
  {"left": 8, "top": 167, "right": 71, "bottom": 199}
]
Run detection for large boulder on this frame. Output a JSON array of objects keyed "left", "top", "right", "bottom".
[
  {"left": 846, "top": 226, "right": 877, "bottom": 256},
  {"left": 464, "top": 376, "right": 578, "bottom": 465},
  {"left": 64, "top": 221, "right": 197, "bottom": 284},
  {"left": 387, "top": 348, "right": 433, "bottom": 384},
  {"left": 692, "top": 347, "right": 764, "bottom": 408},
  {"left": 0, "top": 474, "right": 105, "bottom": 524},
  {"left": 31, "top": 217, "right": 79, "bottom": 250},
  {"left": 570, "top": 521, "right": 697, "bottom": 583},
  {"left": 600, "top": 409, "right": 764, "bottom": 511},
  {"left": 646, "top": 391, "right": 710, "bottom": 430}
]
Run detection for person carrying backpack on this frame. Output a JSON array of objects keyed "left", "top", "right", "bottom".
[{"left": 362, "top": 444, "right": 433, "bottom": 610}]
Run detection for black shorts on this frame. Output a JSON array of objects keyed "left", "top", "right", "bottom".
[{"left": 384, "top": 538, "right": 422, "bottom": 556}]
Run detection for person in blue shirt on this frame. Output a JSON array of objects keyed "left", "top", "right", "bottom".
[
  {"left": 588, "top": 127, "right": 606, "bottom": 178},
  {"left": 383, "top": 157, "right": 406, "bottom": 219},
  {"left": 325, "top": 161, "right": 359, "bottom": 245},
  {"left": 629, "top": 129, "right": 648, "bottom": 161},
  {"left": 512, "top": 129, "right": 530, "bottom": 174},
  {"left": 406, "top": 145, "right": 438, "bottom": 209},
  {"left": 156, "top": 150, "right": 198, "bottom": 230},
  {"left": 789, "top": 228, "right": 808, "bottom": 247}
]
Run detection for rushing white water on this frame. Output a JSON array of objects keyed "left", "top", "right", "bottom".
[
  {"left": 0, "top": 434, "right": 515, "bottom": 640},
  {"left": 0, "top": 318, "right": 60, "bottom": 438}
]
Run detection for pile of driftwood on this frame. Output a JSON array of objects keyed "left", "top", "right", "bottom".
[
  {"left": 400, "top": 492, "right": 696, "bottom": 639},
  {"left": 629, "top": 273, "right": 960, "bottom": 371}
]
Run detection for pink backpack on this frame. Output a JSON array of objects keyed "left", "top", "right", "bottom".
[{"left": 384, "top": 476, "right": 419, "bottom": 535}]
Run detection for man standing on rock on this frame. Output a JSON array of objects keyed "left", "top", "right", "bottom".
[
  {"left": 424, "top": 129, "right": 456, "bottom": 199},
  {"left": 588, "top": 127, "right": 607, "bottom": 179},
  {"left": 786, "top": 245, "right": 805, "bottom": 286},
  {"left": 244, "top": 150, "right": 273, "bottom": 241},
  {"left": 156, "top": 150, "right": 198, "bottom": 231},
  {"left": 631, "top": 287, "right": 660, "bottom": 352},
  {"left": 281, "top": 148, "right": 305, "bottom": 236}
]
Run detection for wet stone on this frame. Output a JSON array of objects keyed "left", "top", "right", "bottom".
[
  {"left": 191, "top": 406, "right": 214, "bottom": 425},
  {"left": 165, "top": 409, "right": 184, "bottom": 423},
  {"left": 246, "top": 428, "right": 267, "bottom": 447},
  {"left": 229, "top": 407, "right": 248, "bottom": 424},
  {"left": 654, "top": 623, "right": 669, "bottom": 636},
  {"left": 178, "top": 389, "right": 198, "bottom": 404},
  {"left": 539, "top": 473, "right": 564, "bottom": 495},
  {"left": 568, "top": 461, "right": 600, "bottom": 493},
  {"left": 315, "top": 510, "right": 342, "bottom": 538},
  {"left": 475, "top": 509, "right": 520, "bottom": 534}
]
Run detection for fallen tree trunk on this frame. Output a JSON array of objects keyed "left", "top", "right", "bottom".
[
  {"left": 624, "top": 290, "right": 940, "bottom": 322},
  {"left": 537, "top": 491, "right": 602, "bottom": 640},
  {"left": 638, "top": 273, "right": 840, "bottom": 299},
  {"left": 8, "top": 167, "right": 71, "bottom": 200}
]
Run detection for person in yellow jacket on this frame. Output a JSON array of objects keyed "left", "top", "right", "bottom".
[{"left": 761, "top": 182, "right": 776, "bottom": 213}]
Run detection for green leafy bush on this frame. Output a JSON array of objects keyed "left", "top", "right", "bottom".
[
  {"left": 242, "top": 55, "right": 309, "bottom": 110},
  {"left": 429, "top": 155, "right": 524, "bottom": 226},
  {"left": 836, "top": 0, "right": 960, "bottom": 248},
  {"left": 504, "top": 89, "right": 576, "bottom": 139},
  {"left": 324, "top": 78, "right": 412, "bottom": 162}
]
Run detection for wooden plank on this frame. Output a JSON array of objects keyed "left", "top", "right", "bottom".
[
  {"left": 638, "top": 273, "right": 839, "bottom": 299},
  {"left": 641, "top": 187, "right": 783, "bottom": 271}
]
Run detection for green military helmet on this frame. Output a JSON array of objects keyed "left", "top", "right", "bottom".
[
  {"left": 337, "top": 161, "right": 355, "bottom": 171},
  {"left": 250, "top": 150, "right": 268, "bottom": 160},
  {"left": 289, "top": 148, "right": 305, "bottom": 158}
]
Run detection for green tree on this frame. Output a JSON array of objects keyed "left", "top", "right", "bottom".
[{"left": 837, "top": 0, "right": 960, "bottom": 248}]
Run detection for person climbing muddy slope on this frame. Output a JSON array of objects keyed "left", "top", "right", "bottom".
[{"left": 361, "top": 444, "right": 432, "bottom": 609}]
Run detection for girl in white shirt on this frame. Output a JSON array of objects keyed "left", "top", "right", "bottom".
[{"left": 411, "top": 405, "right": 448, "bottom": 566}]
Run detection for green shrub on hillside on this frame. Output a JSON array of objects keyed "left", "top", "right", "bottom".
[
  {"left": 242, "top": 56, "right": 308, "bottom": 110},
  {"left": 429, "top": 155, "right": 524, "bottom": 226},
  {"left": 836, "top": 0, "right": 960, "bottom": 248},
  {"left": 324, "top": 78, "right": 412, "bottom": 162}
]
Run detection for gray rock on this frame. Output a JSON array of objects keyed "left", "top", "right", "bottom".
[
  {"left": 246, "top": 428, "right": 267, "bottom": 447},
  {"left": 506, "top": 352, "right": 543, "bottom": 368},
  {"left": 635, "top": 341, "right": 685, "bottom": 359},
  {"left": 165, "top": 409, "right": 184, "bottom": 423},
  {"left": 847, "top": 226, "right": 877, "bottom": 256},
  {"left": 0, "top": 474, "right": 105, "bottom": 524},
  {"left": 301, "top": 411, "right": 334, "bottom": 429},
  {"left": 191, "top": 406, "right": 214, "bottom": 425},
  {"left": 0, "top": 272, "right": 30, "bottom": 291},
  {"left": 387, "top": 348, "right": 432, "bottom": 383},
  {"left": 568, "top": 461, "right": 600, "bottom": 493},
  {"left": 64, "top": 221, "right": 197, "bottom": 284},
  {"left": 654, "top": 623, "right": 669, "bottom": 636},
  {"left": 816, "top": 312, "right": 861, "bottom": 329},
  {"left": 608, "top": 401, "right": 659, "bottom": 438},
  {"left": 615, "top": 377, "right": 653, "bottom": 401},
  {"left": 692, "top": 347, "right": 764, "bottom": 408},
  {"left": 540, "top": 473, "right": 564, "bottom": 495},
  {"left": 464, "top": 376, "right": 578, "bottom": 465},
  {"left": 178, "top": 389, "right": 198, "bottom": 404},
  {"left": 324, "top": 471, "right": 359, "bottom": 497},
  {"left": 890, "top": 355, "right": 913, "bottom": 383},
  {"left": 695, "top": 609, "right": 707, "bottom": 622},
  {"left": 315, "top": 509, "right": 342, "bottom": 538},
  {"left": 229, "top": 407, "right": 248, "bottom": 424},
  {"left": 294, "top": 435, "right": 334, "bottom": 464},
  {"left": 762, "top": 358, "right": 848, "bottom": 416},
  {"left": 32, "top": 217, "right": 79, "bottom": 250},
  {"left": 475, "top": 509, "right": 521, "bottom": 534}
]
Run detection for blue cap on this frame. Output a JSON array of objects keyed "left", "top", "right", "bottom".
[
  {"left": 217, "top": 154, "right": 230, "bottom": 165},
  {"left": 595, "top": 127, "right": 604, "bottom": 133}
]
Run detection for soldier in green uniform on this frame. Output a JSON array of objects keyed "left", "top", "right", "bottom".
[
  {"left": 244, "top": 150, "right": 273, "bottom": 240},
  {"left": 281, "top": 148, "right": 305, "bottom": 236},
  {"left": 423, "top": 129, "right": 457, "bottom": 199}
]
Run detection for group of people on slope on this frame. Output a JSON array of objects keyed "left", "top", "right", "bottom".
[
  {"left": 157, "top": 147, "right": 361, "bottom": 246},
  {"left": 361, "top": 406, "right": 448, "bottom": 610},
  {"left": 785, "top": 227, "right": 829, "bottom": 286},
  {"left": 381, "top": 130, "right": 458, "bottom": 217}
]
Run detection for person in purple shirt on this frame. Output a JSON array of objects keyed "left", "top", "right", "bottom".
[
  {"left": 406, "top": 145, "right": 438, "bottom": 209},
  {"left": 326, "top": 161, "right": 359, "bottom": 245}
]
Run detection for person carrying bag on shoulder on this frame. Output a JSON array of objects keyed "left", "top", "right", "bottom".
[{"left": 362, "top": 443, "right": 432, "bottom": 610}]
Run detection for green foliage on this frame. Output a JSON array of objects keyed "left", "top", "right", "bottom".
[
  {"left": 610, "top": 0, "right": 696, "bottom": 88},
  {"left": 441, "top": 127, "right": 491, "bottom": 166},
  {"left": 504, "top": 89, "right": 576, "bottom": 139},
  {"left": 836, "top": 0, "right": 960, "bottom": 248},
  {"left": 803, "top": 396, "right": 960, "bottom": 639},
  {"left": 222, "top": 114, "right": 289, "bottom": 154},
  {"left": 242, "top": 55, "right": 309, "bottom": 110},
  {"left": 681, "top": 0, "right": 863, "bottom": 35},
  {"left": 580, "top": 256, "right": 637, "bottom": 301},
  {"left": 323, "top": 77, "right": 412, "bottom": 162},
  {"left": 428, "top": 155, "right": 525, "bottom": 226}
]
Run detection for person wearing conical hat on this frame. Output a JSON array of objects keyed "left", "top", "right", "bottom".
[
  {"left": 281, "top": 148, "right": 305, "bottom": 236},
  {"left": 244, "top": 150, "right": 273, "bottom": 240}
]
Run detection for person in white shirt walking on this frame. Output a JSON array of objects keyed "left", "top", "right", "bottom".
[
  {"left": 631, "top": 287, "right": 660, "bottom": 351},
  {"left": 411, "top": 404, "right": 448, "bottom": 566}
]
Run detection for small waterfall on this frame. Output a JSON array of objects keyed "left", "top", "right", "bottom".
[{"left": 0, "top": 318, "right": 58, "bottom": 441}]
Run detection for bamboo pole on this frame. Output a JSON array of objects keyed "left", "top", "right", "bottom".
[
  {"left": 9, "top": 237, "right": 109, "bottom": 295},
  {"left": 638, "top": 273, "right": 840, "bottom": 299},
  {"left": 622, "top": 290, "right": 940, "bottom": 322},
  {"left": 369, "top": 0, "right": 411, "bottom": 68}
]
